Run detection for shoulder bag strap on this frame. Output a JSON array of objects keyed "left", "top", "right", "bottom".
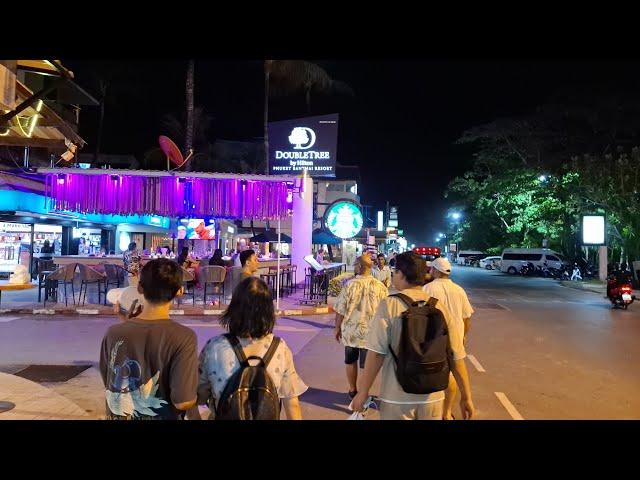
[
  {"left": 390, "top": 292, "right": 413, "bottom": 308},
  {"left": 224, "top": 333, "right": 249, "bottom": 367},
  {"left": 262, "top": 336, "right": 281, "bottom": 368},
  {"left": 388, "top": 294, "right": 414, "bottom": 366}
]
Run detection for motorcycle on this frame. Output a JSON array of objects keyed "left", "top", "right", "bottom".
[{"left": 606, "top": 272, "right": 636, "bottom": 309}]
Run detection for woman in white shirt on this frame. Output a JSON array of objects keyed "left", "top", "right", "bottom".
[{"left": 197, "top": 277, "right": 308, "bottom": 419}]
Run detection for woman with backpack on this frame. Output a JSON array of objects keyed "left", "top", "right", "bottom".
[{"left": 196, "top": 277, "right": 308, "bottom": 419}]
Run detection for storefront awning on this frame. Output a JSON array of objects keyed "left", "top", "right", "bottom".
[{"left": 41, "top": 168, "right": 295, "bottom": 220}]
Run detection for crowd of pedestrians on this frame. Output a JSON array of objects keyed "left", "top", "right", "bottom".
[{"left": 100, "top": 250, "right": 476, "bottom": 421}]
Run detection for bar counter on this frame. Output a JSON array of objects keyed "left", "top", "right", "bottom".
[{"left": 51, "top": 255, "right": 124, "bottom": 267}]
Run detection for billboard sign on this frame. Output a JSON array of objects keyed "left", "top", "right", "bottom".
[
  {"left": 582, "top": 215, "right": 605, "bottom": 245},
  {"left": 268, "top": 113, "right": 338, "bottom": 177}
]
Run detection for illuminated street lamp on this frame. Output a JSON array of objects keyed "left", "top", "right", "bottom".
[{"left": 538, "top": 175, "right": 547, "bottom": 182}]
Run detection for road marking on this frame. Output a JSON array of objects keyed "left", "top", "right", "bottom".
[
  {"left": 0, "top": 316, "right": 19, "bottom": 323},
  {"left": 494, "top": 392, "right": 524, "bottom": 420},
  {"left": 496, "top": 303, "right": 511, "bottom": 311},
  {"left": 169, "top": 310, "right": 185, "bottom": 315},
  {"left": 467, "top": 355, "right": 486, "bottom": 372}
]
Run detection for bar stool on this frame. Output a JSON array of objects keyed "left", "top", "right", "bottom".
[
  {"left": 279, "top": 265, "right": 290, "bottom": 296},
  {"left": 289, "top": 265, "right": 298, "bottom": 294}
]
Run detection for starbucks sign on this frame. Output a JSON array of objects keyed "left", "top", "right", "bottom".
[{"left": 324, "top": 200, "right": 363, "bottom": 239}]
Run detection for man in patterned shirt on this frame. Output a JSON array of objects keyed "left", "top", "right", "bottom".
[{"left": 334, "top": 254, "right": 389, "bottom": 399}]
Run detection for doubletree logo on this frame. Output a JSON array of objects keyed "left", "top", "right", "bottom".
[{"left": 288, "top": 127, "right": 316, "bottom": 150}]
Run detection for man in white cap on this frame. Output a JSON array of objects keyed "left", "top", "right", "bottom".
[{"left": 423, "top": 256, "right": 474, "bottom": 420}]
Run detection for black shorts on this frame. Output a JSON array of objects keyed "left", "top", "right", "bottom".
[{"left": 344, "top": 347, "right": 368, "bottom": 368}]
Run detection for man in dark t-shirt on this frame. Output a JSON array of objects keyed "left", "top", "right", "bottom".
[{"left": 100, "top": 259, "right": 198, "bottom": 420}]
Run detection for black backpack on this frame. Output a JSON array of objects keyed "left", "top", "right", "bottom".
[
  {"left": 388, "top": 293, "right": 450, "bottom": 395},
  {"left": 215, "top": 333, "right": 282, "bottom": 420}
]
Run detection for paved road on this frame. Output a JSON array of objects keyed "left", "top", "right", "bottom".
[
  {"left": 452, "top": 266, "right": 640, "bottom": 419},
  {"left": 1, "top": 267, "right": 639, "bottom": 419}
]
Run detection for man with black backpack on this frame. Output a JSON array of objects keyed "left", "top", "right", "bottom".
[{"left": 352, "top": 252, "right": 475, "bottom": 420}]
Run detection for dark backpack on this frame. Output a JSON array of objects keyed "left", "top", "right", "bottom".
[
  {"left": 388, "top": 293, "right": 450, "bottom": 395},
  {"left": 215, "top": 333, "right": 282, "bottom": 420}
]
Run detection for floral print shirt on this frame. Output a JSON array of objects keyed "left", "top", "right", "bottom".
[{"left": 334, "top": 275, "right": 389, "bottom": 348}]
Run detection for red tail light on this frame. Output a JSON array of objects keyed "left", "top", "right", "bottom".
[{"left": 621, "top": 286, "right": 632, "bottom": 292}]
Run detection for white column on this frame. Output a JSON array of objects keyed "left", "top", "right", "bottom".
[
  {"left": 599, "top": 245, "right": 608, "bottom": 282},
  {"left": 291, "top": 176, "right": 313, "bottom": 285}
]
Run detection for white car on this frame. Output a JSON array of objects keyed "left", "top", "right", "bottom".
[{"left": 479, "top": 256, "right": 502, "bottom": 270}]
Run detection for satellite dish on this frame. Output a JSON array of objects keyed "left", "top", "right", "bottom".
[{"left": 158, "top": 136, "right": 193, "bottom": 170}]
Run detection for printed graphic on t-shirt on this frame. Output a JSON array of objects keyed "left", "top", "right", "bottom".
[{"left": 105, "top": 339, "right": 169, "bottom": 419}]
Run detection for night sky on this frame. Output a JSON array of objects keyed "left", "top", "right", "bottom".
[{"left": 62, "top": 60, "right": 640, "bottom": 246}]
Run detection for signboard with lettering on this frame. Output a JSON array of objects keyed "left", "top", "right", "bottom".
[
  {"left": 268, "top": 114, "right": 338, "bottom": 177},
  {"left": 324, "top": 200, "right": 363, "bottom": 239}
]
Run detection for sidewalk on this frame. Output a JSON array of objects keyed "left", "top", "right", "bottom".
[
  {"left": 0, "top": 282, "right": 335, "bottom": 317},
  {"left": 0, "top": 372, "right": 90, "bottom": 420},
  {"left": 560, "top": 279, "right": 640, "bottom": 296}
]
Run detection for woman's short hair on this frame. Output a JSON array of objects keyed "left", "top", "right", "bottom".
[
  {"left": 128, "top": 242, "right": 137, "bottom": 251},
  {"left": 220, "top": 277, "right": 275, "bottom": 338},
  {"left": 394, "top": 252, "right": 427, "bottom": 286},
  {"left": 139, "top": 258, "right": 183, "bottom": 304}
]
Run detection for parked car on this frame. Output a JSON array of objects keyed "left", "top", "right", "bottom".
[
  {"left": 479, "top": 256, "right": 502, "bottom": 270},
  {"left": 456, "top": 250, "right": 485, "bottom": 265},
  {"left": 500, "top": 248, "right": 568, "bottom": 274}
]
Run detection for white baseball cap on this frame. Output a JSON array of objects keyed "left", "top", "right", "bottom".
[{"left": 431, "top": 257, "right": 452, "bottom": 274}]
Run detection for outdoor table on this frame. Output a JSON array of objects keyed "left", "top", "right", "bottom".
[{"left": 0, "top": 282, "right": 37, "bottom": 307}]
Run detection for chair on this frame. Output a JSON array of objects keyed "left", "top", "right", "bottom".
[
  {"left": 78, "top": 264, "right": 107, "bottom": 306},
  {"left": 180, "top": 267, "right": 196, "bottom": 305},
  {"left": 200, "top": 266, "right": 226, "bottom": 304},
  {"left": 44, "top": 264, "right": 77, "bottom": 307},
  {"left": 226, "top": 266, "right": 244, "bottom": 301},
  {"left": 104, "top": 264, "right": 126, "bottom": 289},
  {"left": 37, "top": 259, "right": 56, "bottom": 303}
]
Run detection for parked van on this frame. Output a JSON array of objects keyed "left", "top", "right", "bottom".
[
  {"left": 456, "top": 250, "right": 485, "bottom": 265},
  {"left": 500, "top": 248, "right": 567, "bottom": 274}
]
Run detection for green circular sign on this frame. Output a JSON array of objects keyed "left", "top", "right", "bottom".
[{"left": 325, "top": 201, "right": 363, "bottom": 239}]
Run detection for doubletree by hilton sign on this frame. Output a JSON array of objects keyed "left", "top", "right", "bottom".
[{"left": 268, "top": 113, "right": 338, "bottom": 177}]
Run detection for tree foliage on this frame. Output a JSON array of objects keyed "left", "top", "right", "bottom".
[{"left": 449, "top": 92, "right": 640, "bottom": 263}]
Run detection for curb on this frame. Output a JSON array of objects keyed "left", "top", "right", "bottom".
[
  {"left": 559, "top": 281, "right": 605, "bottom": 295},
  {"left": 0, "top": 305, "right": 335, "bottom": 317}
]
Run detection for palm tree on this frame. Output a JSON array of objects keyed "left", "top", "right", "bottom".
[
  {"left": 94, "top": 78, "right": 108, "bottom": 164},
  {"left": 185, "top": 59, "right": 195, "bottom": 171}
]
